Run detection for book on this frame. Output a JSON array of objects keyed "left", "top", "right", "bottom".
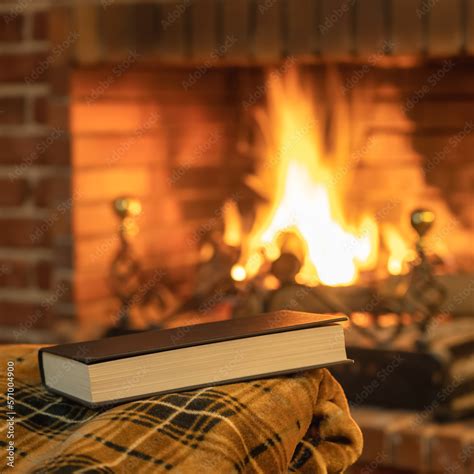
[{"left": 39, "top": 310, "right": 350, "bottom": 407}]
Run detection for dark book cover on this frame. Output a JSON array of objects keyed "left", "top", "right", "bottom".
[{"left": 39, "top": 311, "right": 347, "bottom": 365}]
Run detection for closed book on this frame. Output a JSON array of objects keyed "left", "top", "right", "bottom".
[{"left": 39, "top": 310, "right": 350, "bottom": 407}]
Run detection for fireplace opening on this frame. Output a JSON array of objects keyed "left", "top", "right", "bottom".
[{"left": 69, "top": 61, "right": 473, "bottom": 338}]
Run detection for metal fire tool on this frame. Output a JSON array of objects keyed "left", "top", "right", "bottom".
[
  {"left": 333, "top": 208, "right": 447, "bottom": 349},
  {"left": 331, "top": 208, "right": 450, "bottom": 413},
  {"left": 108, "top": 197, "right": 144, "bottom": 334},
  {"left": 403, "top": 208, "right": 447, "bottom": 349},
  {"left": 108, "top": 197, "right": 176, "bottom": 336}
]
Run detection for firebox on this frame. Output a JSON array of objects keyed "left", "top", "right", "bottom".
[
  {"left": 70, "top": 63, "right": 474, "bottom": 339},
  {"left": 70, "top": 60, "right": 473, "bottom": 328}
]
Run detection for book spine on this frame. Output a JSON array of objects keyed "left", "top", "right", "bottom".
[{"left": 37, "top": 349, "right": 47, "bottom": 386}]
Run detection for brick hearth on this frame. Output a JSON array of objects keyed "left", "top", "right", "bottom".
[{"left": 351, "top": 406, "right": 474, "bottom": 473}]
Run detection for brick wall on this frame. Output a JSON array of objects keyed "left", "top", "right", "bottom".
[{"left": 0, "top": 3, "right": 73, "bottom": 342}]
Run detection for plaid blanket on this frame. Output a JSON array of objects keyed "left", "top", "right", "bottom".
[{"left": 1, "top": 345, "right": 362, "bottom": 473}]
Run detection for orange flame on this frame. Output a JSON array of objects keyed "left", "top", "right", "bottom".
[
  {"left": 382, "top": 224, "right": 414, "bottom": 275},
  {"left": 224, "top": 67, "right": 406, "bottom": 285}
]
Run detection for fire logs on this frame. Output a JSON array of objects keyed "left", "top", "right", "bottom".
[{"left": 270, "top": 252, "right": 301, "bottom": 283}]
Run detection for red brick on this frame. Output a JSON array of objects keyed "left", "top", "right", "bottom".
[
  {"left": 74, "top": 167, "right": 150, "bottom": 202},
  {"left": 46, "top": 135, "right": 71, "bottom": 165},
  {"left": 0, "top": 53, "right": 49, "bottom": 83},
  {"left": 72, "top": 68, "right": 231, "bottom": 99},
  {"left": 74, "top": 134, "right": 167, "bottom": 168},
  {"left": 75, "top": 272, "right": 111, "bottom": 302},
  {"left": 455, "top": 163, "right": 474, "bottom": 191},
  {"left": 75, "top": 234, "right": 120, "bottom": 272},
  {"left": 0, "top": 178, "right": 29, "bottom": 206},
  {"left": 181, "top": 198, "right": 223, "bottom": 220},
  {"left": 74, "top": 202, "right": 121, "bottom": 238},
  {"left": 34, "top": 176, "right": 70, "bottom": 208},
  {"left": 0, "top": 259, "right": 30, "bottom": 288},
  {"left": 0, "top": 14, "right": 24, "bottom": 42},
  {"left": 391, "top": 428, "right": 426, "bottom": 471},
  {"left": 0, "top": 134, "right": 70, "bottom": 166},
  {"left": 0, "top": 136, "right": 42, "bottom": 165},
  {"left": 0, "top": 218, "right": 51, "bottom": 247},
  {"left": 467, "top": 442, "right": 474, "bottom": 474},
  {"left": 54, "top": 238, "right": 73, "bottom": 268},
  {"left": 33, "top": 11, "right": 48, "bottom": 40},
  {"left": 373, "top": 65, "right": 474, "bottom": 96},
  {"left": 71, "top": 102, "right": 161, "bottom": 134},
  {"left": 0, "top": 259, "right": 55, "bottom": 291},
  {"left": 170, "top": 167, "right": 238, "bottom": 189},
  {"left": 77, "top": 298, "right": 120, "bottom": 335},
  {"left": 52, "top": 206, "right": 72, "bottom": 238},
  {"left": 0, "top": 300, "right": 52, "bottom": 329},
  {"left": 55, "top": 277, "right": 73, "bottom": 303},
  {"left": 48, "top": 100, "right": 69, "bottom": 128},
  {"left": 0, "top": 97, "right": 25, "bottom": 124},
  {"left": 49, "top": 64, "right": 70, "bottom": 96},
  {"left": 33, "top": 96, "right": 48, "bottom": 124},
  {"left": 36, "top": 260, "right": 52, "bottom": 290},
  {"left": 429, "top": 430, "right": 466, "bottom": 472}
]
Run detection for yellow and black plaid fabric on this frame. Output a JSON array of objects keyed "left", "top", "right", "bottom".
[{"left": 1, "top": 345, "right": 362, "bottom": 473}]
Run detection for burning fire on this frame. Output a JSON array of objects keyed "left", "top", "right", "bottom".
[
  {"left": 383, "top": 224, "right": 412, "bottom": 276},
  {"left": 224, "top": 67, "right": 407, "bottom": 286}
]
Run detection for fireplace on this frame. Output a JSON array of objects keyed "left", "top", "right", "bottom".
[
  {"left": 68, "top": 60, "right": 474, "bottom": 338},
  {"left": 3, "top": 2, "right": 474, "bottom": 472},
  {"left": 2, "top": 0, "right": 473, "bottom": 344}
]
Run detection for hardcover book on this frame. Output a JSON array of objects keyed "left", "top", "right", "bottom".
[{"left": 39, "top": 310, "right": 350, "bottom": 407}]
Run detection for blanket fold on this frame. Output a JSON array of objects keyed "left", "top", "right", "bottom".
[{"left": 0, "top": 345, "right": 362, "bottom": 473}]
